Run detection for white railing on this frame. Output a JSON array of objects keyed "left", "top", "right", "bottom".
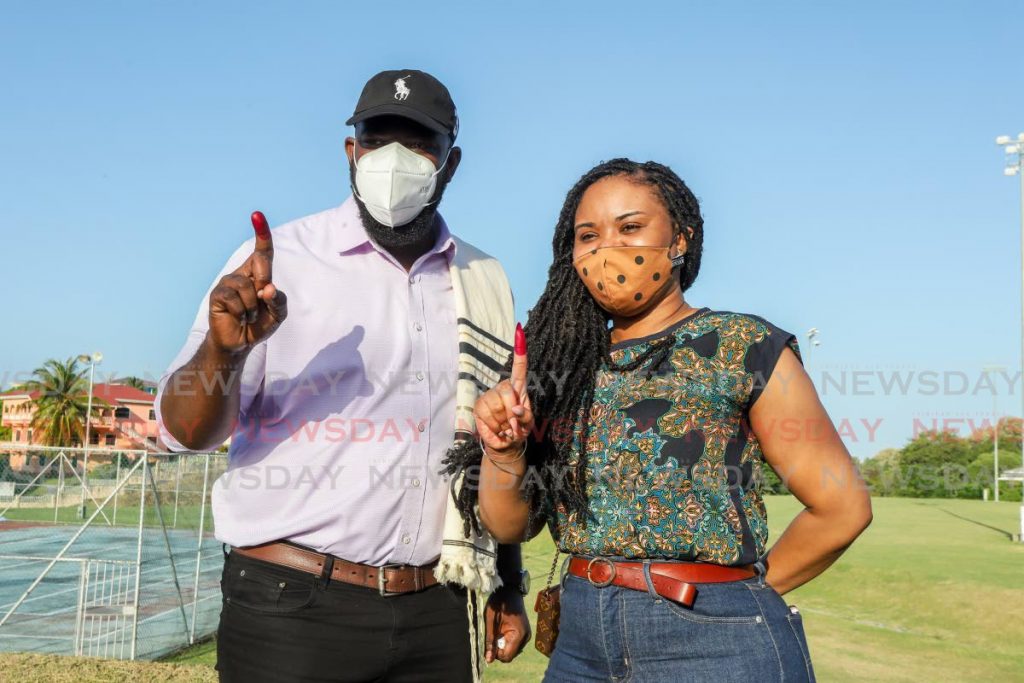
[{"left": 0, "top": 446, "right": 228, "bottom": 660}]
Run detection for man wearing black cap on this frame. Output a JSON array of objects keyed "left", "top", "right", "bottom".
[
  {"left": 156, "top": 69, "right": 530, "bottom": 682},
  {"left": 344, "top": 70, "right": 464, "bottom": 264}
]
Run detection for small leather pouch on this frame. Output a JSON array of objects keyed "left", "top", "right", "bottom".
[{"left": 533, "top": 551, "right": 562, "bottom": 657}]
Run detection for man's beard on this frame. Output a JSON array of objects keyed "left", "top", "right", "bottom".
[{"left": 349, "top": 165, "right": 449, "bottom": 250}]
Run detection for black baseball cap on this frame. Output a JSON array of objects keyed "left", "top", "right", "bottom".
[{"left": 346, "top": 69, "right": 459, "bottom": 140}]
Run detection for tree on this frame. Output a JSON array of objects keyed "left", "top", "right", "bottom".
[
  {"left": 967, "top": 416, "right": 1023, "bottom": 458},
  {"left": 24, "top": 357, "right": 104, "bottom": 447},
  {"left": 858, "top": 427, "right": 1024, "bottom": 500},
  {"left": 967, "top": 450, "right": 1024, "bottom": 502},
  {"left": 119, "top": 376, "right": 150, "bottom": 392},
  {"left": 860, "top": 448, "right": 901, "bottom": 497},
  {"left": 897, "top": 430, "right": 974, "bottom": 498}
]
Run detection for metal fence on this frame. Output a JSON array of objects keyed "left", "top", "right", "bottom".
[{"left": 0, "top": 445, "right": 228, "bottom": 660}]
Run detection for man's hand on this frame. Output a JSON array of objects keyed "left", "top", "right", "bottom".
[
  {"left": 484, "top": 588, "right": 531, "bottom": 664},
  {"left": 207, "top": 211, "right": 288, "bottom": 355},
  {"left": 474, "top": 324, "right": 532, "bottom": 457}
]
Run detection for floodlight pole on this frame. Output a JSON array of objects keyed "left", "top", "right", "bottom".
[
  {"left": 995, "top": 133, "right": 1024, "bottom": 541},
  {"left": 77, "top": 353, "right": 101, "bottom": 519},
  {"left": 983, "top": 365, "right": 1005, "bottom": 502},
  {"left": 805, "top": 328, "right": 821, "bottom": 368}
]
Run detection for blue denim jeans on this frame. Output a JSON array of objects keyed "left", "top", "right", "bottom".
[{"left": 543, "top": 560, "right": 815, "bottom": 683}]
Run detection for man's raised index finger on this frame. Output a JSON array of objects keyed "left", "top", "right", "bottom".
[{"left": 251, "top": 211, "right": 273, "bottom": 254}]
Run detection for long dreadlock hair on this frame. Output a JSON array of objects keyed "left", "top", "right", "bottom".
[{"left": 442, "top": 158, "right": 705, "bottom": 537}]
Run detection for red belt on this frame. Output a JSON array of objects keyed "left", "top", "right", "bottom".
[{"left": 567, "top": 556, "right": 757, "bottom": 608}]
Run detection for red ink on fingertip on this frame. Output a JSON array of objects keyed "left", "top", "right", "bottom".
[
  {"left": 251, "top": 211, "right": 270, "bottom": 239},
  {"left": 514, "top": 322, "right": 526, "bottom": 355}
]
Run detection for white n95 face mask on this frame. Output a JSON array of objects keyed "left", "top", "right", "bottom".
[{"left": 352, "top": 142, "right": 449, "bottom": 227}]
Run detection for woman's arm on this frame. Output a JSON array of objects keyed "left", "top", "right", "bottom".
[
  {"left": 476, "top": 326, "right": 534, "bottom": 544},
  {"left": 478, "top": 430, "right": 532, "bottom": 543},
  {"left": 749, "top": 347, "right": 872, "bottom": 594}
]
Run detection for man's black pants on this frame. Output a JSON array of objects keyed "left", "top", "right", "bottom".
[{"left": 216, "top": 549, "right": 474, "bottom": 682}]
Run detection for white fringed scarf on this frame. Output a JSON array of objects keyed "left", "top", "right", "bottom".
[{"left": 433, "top": 236, "right": 516, "bottom": 681}]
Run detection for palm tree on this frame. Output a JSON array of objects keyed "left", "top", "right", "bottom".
[
  {"left": 120, "top": 376, "right": 147, "bottom": 391},
  {"left": 25, "top": 357, "right": 98, "bottom": 446},
  {"left": 118, "top": 376, "right": 156, "bottom": 394}
]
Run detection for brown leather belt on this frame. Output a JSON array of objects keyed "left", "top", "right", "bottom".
[
  {"left": 568, "top": 556, "right": 756, "bottom": 608},
  {"left": 231, "top": 541, "right": 439, "bottom": 596}
]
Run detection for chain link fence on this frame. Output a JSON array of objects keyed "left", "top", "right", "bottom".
[{"left": 0, "top": 445, "right": 228, "bottom": 660}]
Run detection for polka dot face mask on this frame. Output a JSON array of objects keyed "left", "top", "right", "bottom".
[{"left": 573, "top": 245, "right": 679, "bottom": 316}]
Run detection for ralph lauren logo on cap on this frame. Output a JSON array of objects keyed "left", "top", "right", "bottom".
[{"left": 394, "top": 75, "right": 411, "bottom": 101}]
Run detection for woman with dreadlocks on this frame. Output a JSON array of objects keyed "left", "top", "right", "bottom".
[{"left": 451, "top": 158, "right": 871, "bottom": 681}]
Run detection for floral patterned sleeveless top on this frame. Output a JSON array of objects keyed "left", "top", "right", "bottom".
[{"left": 551, "top": 308, "right": 800, "bottom": 566}]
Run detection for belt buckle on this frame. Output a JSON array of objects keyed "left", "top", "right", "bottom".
[
  {"left": 585, "top": 557, "right": 616, "bottom": 588},
  {"left": 377, "top": 563, "right": 405, "bottom": 597}
]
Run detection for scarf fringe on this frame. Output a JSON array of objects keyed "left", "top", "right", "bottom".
[
  {"left": 441, "top": 236, "right": 516, "bottom": 682},
  {"left": 435, "top": 554, "right": 503, "bottom": 594}
]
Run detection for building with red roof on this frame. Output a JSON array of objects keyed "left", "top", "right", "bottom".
[{"left": 0, "top": 383, "right": 162, "bottom": 471}]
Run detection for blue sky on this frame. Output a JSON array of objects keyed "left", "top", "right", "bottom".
[{"left": 2, "top": 1, "right": 1023, "bottom": 457}]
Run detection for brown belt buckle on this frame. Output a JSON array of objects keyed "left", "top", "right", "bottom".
[
  {"left": 378, "top": 563, "right": 404, "bottom": 597},
  {"left": 585, "top": 557, "right": 616, "bottom": 588}
]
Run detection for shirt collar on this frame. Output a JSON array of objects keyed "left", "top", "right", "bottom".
[{"left": 335, "top": 196, "right": 458, "bottom": 263}]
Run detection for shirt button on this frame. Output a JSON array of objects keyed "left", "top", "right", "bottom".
[
  {"left": 412, "top": 478, "right": 421, "bottom": 488},
  {"left": 417, "top": 421, "right": 426, "bottom": 433},
  {"left": 415, "top": 371, "right": 425, "bottom": 381},
  {"left": 402, "top": 534, "right": 411, "bottom": 545},
  {"left": 408, "top": 276, "right": 416, "bottom": 285},
  {"left": 414, "top": 323, "right": 423, "bottom": 332}
]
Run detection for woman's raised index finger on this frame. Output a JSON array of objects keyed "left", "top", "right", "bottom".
[{"left": 511, "top": 322, "right": 528, "bottom": 394}]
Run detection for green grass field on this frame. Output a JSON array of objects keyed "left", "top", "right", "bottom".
[
  {"left": 3, "top": 495, "right": 1022, "bottom": 681},
  {"left": 2, "top": 502, "right": 213, "bottom": 530}
]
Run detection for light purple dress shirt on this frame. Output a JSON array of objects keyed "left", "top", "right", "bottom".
[{"left": 156, "top": 197, "right": 460, "bottom": 566}]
